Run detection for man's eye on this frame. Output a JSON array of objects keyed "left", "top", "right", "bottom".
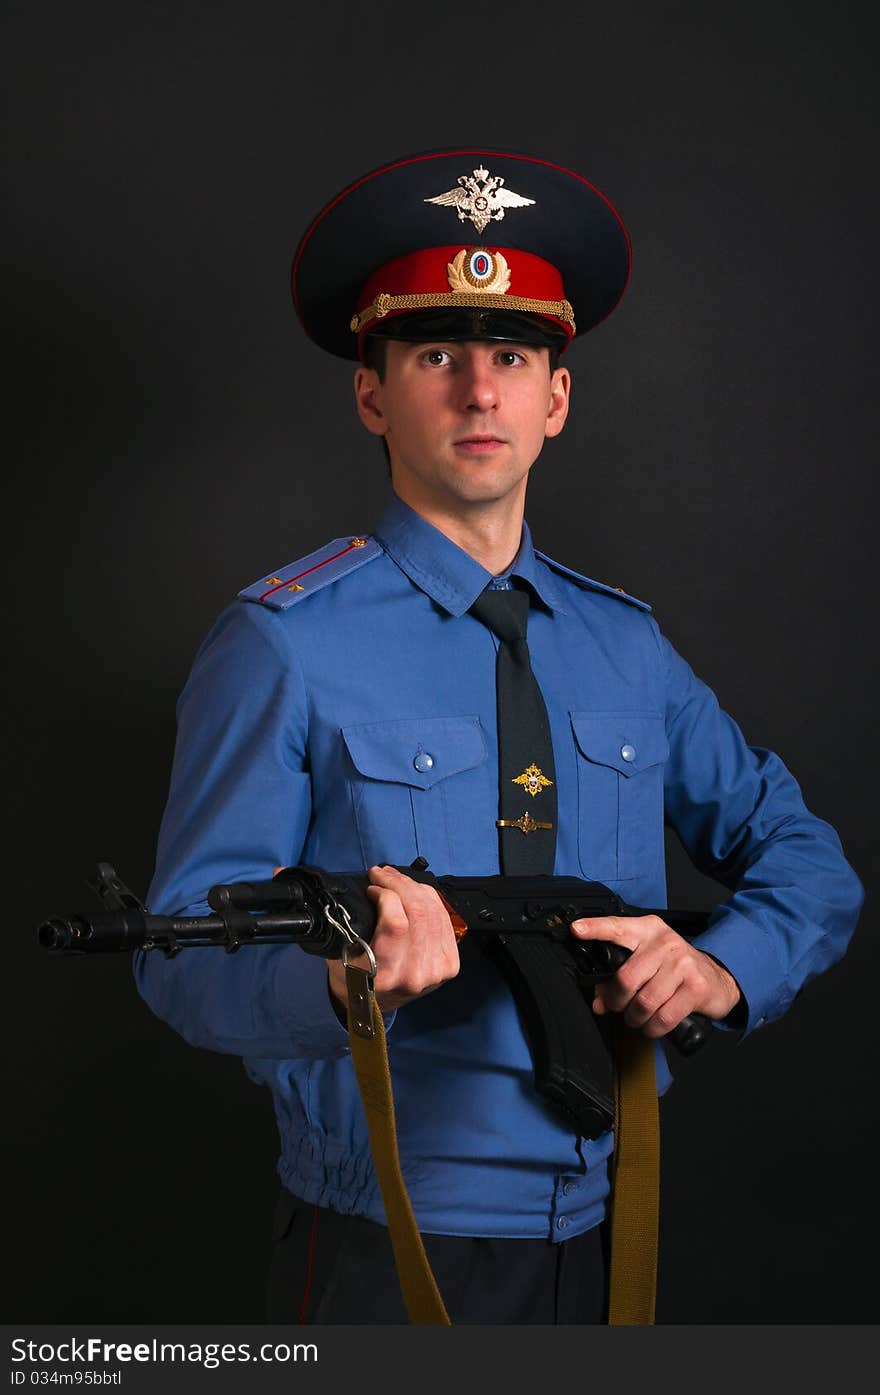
[
  {"left": 498, "top": 350, "right": 525, "bottom": 366},
  {"left": 421, "top": 349, "right": 451, "bottom": 366}
]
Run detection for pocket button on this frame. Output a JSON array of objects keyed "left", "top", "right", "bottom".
[
  {"left": 413, "top": 751, "right": 435, "bottom": 773},
  {"left": 620, "top": 744, "right": 636, "bottom": 762}
]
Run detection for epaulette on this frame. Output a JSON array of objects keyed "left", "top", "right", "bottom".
[
  {"left": 238, "top": 534, "right": 383, "bottom": 610},
  {"left": 535, "top": 550, "right": 652, "bottom": 613}
]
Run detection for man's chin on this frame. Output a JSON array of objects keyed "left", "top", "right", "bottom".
[
  {"left": 391, "top": 456, "right": 529, "bottom": 509},
  {"left": 443, "top": 476, "right": 526, "bottom": 509}
]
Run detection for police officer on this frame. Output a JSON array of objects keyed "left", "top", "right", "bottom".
[{"left": 135, "top": 149, "right": 863, "bottom": 1324}]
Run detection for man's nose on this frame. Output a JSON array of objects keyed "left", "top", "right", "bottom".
[{"left": 458, "top": 353, "right": 500, "bottom": 411}]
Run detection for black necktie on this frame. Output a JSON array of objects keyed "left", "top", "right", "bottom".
[{"left": 470, "top": 586, "right": 558, "bottom": 874}]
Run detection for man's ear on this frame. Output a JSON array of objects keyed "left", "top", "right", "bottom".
[
  {"left": 544, "top": 365, "right": 571, "bottom": 440},
  {"left": 354, "top": 366, "right": 388, "bottom": 438}
]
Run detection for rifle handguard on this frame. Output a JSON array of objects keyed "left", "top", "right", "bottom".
[{"left": 38, "top": 860, "right": 715, "bottom": 1137}]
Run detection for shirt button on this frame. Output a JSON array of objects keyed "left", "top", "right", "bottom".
[
  {"left": 621, "top": 744, "right": 636, "bottom": 762},
  {"left": 556, "top": 1216, "right": 570, "bottom": 1231},
  {"left": 562, "top": 1181, "right": 578, "bottom": 1196},
  {"left": 413, "top": 751, "right": 434, "bottom": 773}
]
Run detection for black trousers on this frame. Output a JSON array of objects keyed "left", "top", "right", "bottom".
[{"left": 266, "top": 1189, "right": 609, "bottom": 1325}]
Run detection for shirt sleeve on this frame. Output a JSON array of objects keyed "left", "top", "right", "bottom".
[
  {"left": 653, "top": 620, "right": 864, "bottom": 1033},
  {"left": 133, "top": 600, "right": 355, "bottom": 1059}
]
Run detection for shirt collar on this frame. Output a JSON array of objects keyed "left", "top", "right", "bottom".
[{"left": 373, "top": 493, "right": 566, "bottom": 617}]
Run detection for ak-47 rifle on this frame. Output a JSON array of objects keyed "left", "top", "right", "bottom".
[{"left": 39, "top": 859, "right": 713, "bottom": 1140}]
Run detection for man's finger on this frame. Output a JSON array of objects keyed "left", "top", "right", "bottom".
[
  {"left": 633, "top": 983, "right": 696, "bottom": 1038},
  {"left": 620, "top": 961, "right": 686, "bottom": 1026},
  {"left": 366, "top": 884, "right": 409, "bottom": 936},
  {"left": 368, "top": 864, "right": 430, "bottom": 900},
  {"left": 368, "top": 863, "right": 402, "bottom": 885},
  {"left": 570, "top": 915, "right": 632, "bottom": 941},
  {"left": 369, "top": 864, "right": 452, "bottom": 925}
]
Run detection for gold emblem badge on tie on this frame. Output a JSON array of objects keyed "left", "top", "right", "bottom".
[{"left": 512, "top": 762, "right": 553, "bottom": 798}]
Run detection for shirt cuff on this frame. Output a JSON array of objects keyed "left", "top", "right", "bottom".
[{"left": 690, "top": 908, "right": 788, "bottom": 1036}]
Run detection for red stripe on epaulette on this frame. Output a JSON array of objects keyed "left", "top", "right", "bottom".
[{"left": 258, "top": 542, "right": 364, "bottom": 603}]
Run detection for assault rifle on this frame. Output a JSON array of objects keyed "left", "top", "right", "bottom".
[{"left": 38, "top": 859, "right": 713, "bottom": 1140}]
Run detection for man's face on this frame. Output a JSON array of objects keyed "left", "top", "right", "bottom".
[{"left": 354, "top": 339, "right": 570, "bottom": 514}]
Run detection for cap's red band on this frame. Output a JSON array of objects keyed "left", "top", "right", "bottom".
[
  {"left": 352, "top": 245, "right": 575, "bottom": 352},
  {"left": 356, "top": 245, "right": 565, "bottom": 311}
]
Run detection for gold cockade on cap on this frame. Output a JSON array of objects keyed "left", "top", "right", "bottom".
[
  {"left": 512, "top": 763, "right": 554, "bottom": 798},
  {"left": 425, "top": 166, "right": 535, "bottom": 235},
  {"left": 446, "top": 248, "right": 511, "bottom": 295}
]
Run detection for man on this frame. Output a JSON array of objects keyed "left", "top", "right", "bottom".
[{"left": 135, "top": 148, "right": 863, "bottom": 1324}]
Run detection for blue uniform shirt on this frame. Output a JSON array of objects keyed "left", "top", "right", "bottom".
[{"left": 136, "top": 493, "right": 863, "bottom": 1241}]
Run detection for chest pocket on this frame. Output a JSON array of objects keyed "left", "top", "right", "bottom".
[
  {"left": 570, "top": 712, "right": 668, "bottom": 882},
  {"left": 341, "top": 716, "right": 489, "bottom": 872}
]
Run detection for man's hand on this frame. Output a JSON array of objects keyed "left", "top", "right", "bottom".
[
  {"left": 571, "top": 914, "right": 741, "bottom": 1037},
  {"left": 327, "top": 864, "right": 461, "bottom": 1014}
]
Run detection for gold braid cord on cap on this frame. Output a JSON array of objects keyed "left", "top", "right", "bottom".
[{"left": 351, "top": 291, "right": 575, "bottom": 335}]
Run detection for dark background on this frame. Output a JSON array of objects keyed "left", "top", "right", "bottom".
[{"left": 5, "top": 1, "right": 877, "bottom": 1325}]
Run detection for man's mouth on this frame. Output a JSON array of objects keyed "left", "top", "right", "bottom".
[{"left": 453, "top": 435, "right": 507, "bottom": 453}]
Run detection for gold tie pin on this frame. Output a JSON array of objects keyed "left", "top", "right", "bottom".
[{"left": 497, "top": 812, "right": 553, "bottom": 835}]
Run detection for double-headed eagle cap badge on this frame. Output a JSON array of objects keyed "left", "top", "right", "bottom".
[{"left": 424, "top": 165, "right": 536, "bottom": 235}]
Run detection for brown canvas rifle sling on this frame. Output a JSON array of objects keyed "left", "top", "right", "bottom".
[{"left": 343, "top": 949, "right": 659, "bottom": 1327}]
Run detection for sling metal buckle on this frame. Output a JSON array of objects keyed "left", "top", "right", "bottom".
[{"left": 326, "top": 898, "right": 378, "bottom": 1041}]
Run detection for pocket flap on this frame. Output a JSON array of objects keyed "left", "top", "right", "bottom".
[
  {"left": 570, "top": 711, "right": 668, "bottom": 776},
  {"left": 342, "top": 716, "right": 487, "bottom": 790}
]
